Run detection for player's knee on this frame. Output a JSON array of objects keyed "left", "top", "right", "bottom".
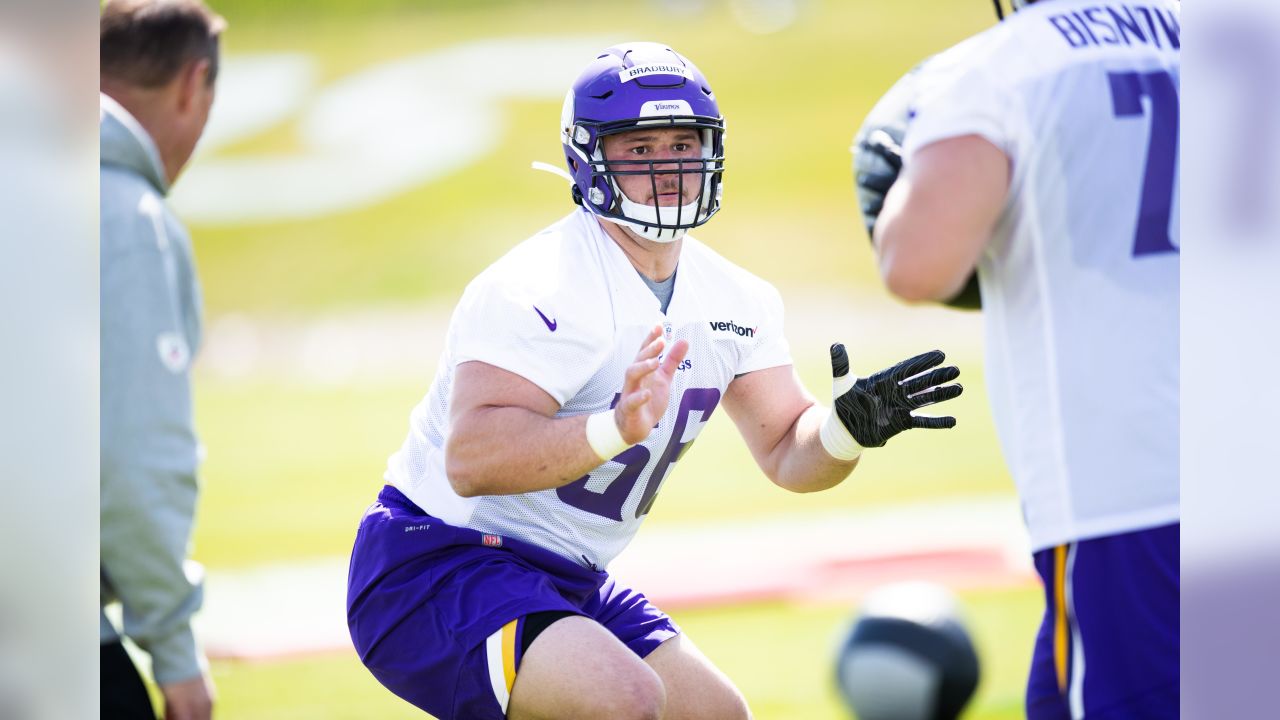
[
  {"left": 604, "top": 666, "right": 666, "bottom": 720},
  {"left": 723, "top": 689, "right": 752, "bottom": 720},
  {"left": 699, "top": 681, "right": 751, "bottom": 720}
]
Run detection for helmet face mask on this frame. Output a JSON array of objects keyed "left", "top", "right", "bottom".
[{"left": 562, "top": 43, "right": 726, "bottom": 243}]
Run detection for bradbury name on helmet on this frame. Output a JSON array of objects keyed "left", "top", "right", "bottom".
[{"left": 621, "top": 64, "right": 694, "bottom": 82}]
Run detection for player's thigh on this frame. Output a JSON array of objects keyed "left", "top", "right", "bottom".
[
  {"left": 508, "top": 615, "right": 666, "bottom": 720},
  {"left": 645, "top": 633, "right": 751, "bottom": 720}
]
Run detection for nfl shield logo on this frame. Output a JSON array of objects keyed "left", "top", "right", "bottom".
[
  {"left": 156, "top": 332, "right": 190, "bottom": 373},
  {"left": 482, "top": 534, "right": 502, "bottom": 547}
]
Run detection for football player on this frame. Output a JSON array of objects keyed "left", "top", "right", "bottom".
[
  {"left": 857, "top": 1, "right": 1180, "bottom": 718},
  {"left": 347, "top": 42, "right": 964, "bottom": 720}
]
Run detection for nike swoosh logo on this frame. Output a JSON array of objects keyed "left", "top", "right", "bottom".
[{"left": 533, "top": 305, "right": 557, "bottom": 331}]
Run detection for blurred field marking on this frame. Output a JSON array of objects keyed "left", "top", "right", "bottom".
[
  {"left": 195, "top": 495, "right": 1030, "bottom": 661},
  {"left": 170, "top": 36, "right": 613, "bottom": 224},
  {"left": 196, "top": 289, "right": 987, "bottom": 386},
  {"left": 729, "top": 0, "right": 803, "bottom": 34},
  {"left": 193, "top": 53, "right": 317, "bottom": 156}
]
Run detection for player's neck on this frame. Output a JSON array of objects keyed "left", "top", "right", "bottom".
[{"left": 599, "top": 218, "right": 681, "bottom": 283}]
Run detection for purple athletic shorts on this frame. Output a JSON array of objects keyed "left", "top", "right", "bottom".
[
  {"left": 346, "top": 485, "right": 680, "bottom": 719},
  {"left": 1027, "top": 522, "right": 1179, "bottom": 720}
]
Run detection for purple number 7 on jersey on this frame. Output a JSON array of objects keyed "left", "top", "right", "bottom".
[
  {"left": 1109, "top": 70, "right": 1179, "bottom": 257},
  {"left": 557, "top": 387, "right": 721, "bottom": 521}
]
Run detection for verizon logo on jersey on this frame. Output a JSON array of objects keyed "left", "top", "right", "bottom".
[{"left": 709, "top": 320, "right": 756, "bottom": 338}]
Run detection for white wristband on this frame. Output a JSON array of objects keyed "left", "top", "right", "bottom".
[
  {"left": 820, "top": 409, "right": 864, "bottom": 462},
  {"left": 585, "top": 410, "right": 631, "bottom": 462}
]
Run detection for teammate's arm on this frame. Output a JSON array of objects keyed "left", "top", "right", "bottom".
[
  {"left": 874, "top": 134, "right": 1009, "bottom": 302},
  {"left": 445, "top": 325, "right": 689, "bottom": 497}
]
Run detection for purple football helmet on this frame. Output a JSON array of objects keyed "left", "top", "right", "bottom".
[{"left": 561, "top": 42, "right": 725, "bottom": 242}]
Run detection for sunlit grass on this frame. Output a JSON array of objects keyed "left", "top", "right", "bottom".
[
  {"left": 192, "top": 353, "right": 1010, "bottom": 570},
  {"left": 200, "top": 587, "right": 1038, "bottom": 720},
  {"left": 190, "top": 0, "right": 991, "bottom": 316}
]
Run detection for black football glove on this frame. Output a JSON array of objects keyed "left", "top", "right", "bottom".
[
  {"left": 854, "top": 128, "right": 904, "bottom": 240},
  {"left": 828, "top": 343, "right": 963, "bottom": 448}
]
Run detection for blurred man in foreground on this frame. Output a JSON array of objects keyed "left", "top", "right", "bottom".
[
  {"left": 100, "top": 1, "right": 224, "bottom": 718},
  {"left": 858, "top": 0, "right": 1180, "bottom": 717}
]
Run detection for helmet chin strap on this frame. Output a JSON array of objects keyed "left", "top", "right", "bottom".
[
  {"left": 602, "top": 213, "right": 689, "bottom": 244},
  {"left": 614, "top": 194, "right": 702, "bottom": 243}
]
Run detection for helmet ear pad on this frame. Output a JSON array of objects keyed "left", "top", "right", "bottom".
[{"left": 562, "top": 113, "right": 620, "bottom": 218}]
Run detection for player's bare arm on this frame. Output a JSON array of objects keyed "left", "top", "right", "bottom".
[
  {"left": 723, "top": 366, "right": 850, "bottom": 493},
  {"left": 874, "top": 134, "right": 1010, "bottom": 302},
  {"left": 723, "top": 345, "right": 963, "bottom": 494},
  {"left": 445, "top": 325, "right": 689, "bottom": 497}
]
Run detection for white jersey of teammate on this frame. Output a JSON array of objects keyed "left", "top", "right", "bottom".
[
  {"left": 903, "top": 0, "right": 1181, "bottom": 551},
  {"left": 386, "top": 209, "right": 790, "bottom": 570}
]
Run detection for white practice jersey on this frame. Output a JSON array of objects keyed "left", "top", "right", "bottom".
[
  {"left": 386, "top": 209, "right": 790, "bottom": 570},
  {"left": 903, "top": 0, "right": 1180, "bottom": 550}
]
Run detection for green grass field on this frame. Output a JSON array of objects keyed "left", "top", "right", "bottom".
[
  {"left": 192, "top": 0, "right": 993, "bottom": 315},
  {"left": 191, "top": 355, "right": 1012, "bottom": 568},
  {"left": 191, "top": 368, "right": 1035, "bottom": 718},
  {"left": 173, "top": 1, "right": 1040, "bottom": 717},
  {"left": 207, "top": 588, "right": 1039, "bottom": 720}
]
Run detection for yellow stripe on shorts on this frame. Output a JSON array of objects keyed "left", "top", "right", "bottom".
[
  {"left": 502, "top": 618, "right": 518, "bottom": 695},
  {"left": 1053, "top": 543, "right": 1069, "bottom": 693},
  {"left": 485, "top": 619, "right": 520, "bottom": 712}
]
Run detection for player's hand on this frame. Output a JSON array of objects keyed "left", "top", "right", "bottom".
[
  {"left": 854, "top": 127, "right": 904, "bottom": 240},
  {"left": 616, "top": 325, "right": 689, "bottom": 445},
  {"left": 829, "top": 343, "right": 962, "bottom": 448},
  {"left": 160, "top": 671, "right": 215, "bottom": 720}
]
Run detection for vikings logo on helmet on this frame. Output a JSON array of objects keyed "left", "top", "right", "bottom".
[{"left": 561, "top": 42, "right": 726, "bottom": 243}]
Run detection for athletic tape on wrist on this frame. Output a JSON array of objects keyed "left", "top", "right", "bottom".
[
  {"left": 585, "top": 410, "right": 630, "bottom": 462},
  {"left": 820, "top": 409, "right": 864, "bottom": 462}
]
